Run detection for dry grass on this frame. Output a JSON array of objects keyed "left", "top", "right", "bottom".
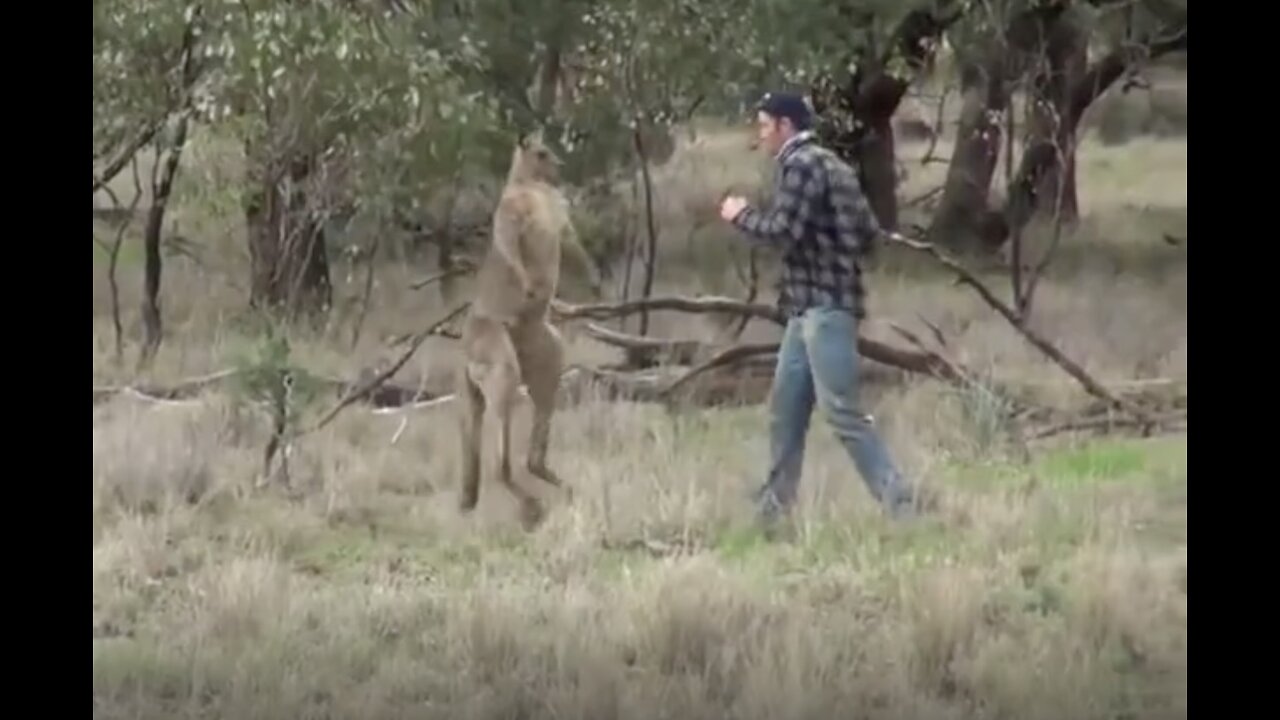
[{"left": 93, "top": 79, "right": 1187, "bottom": 718}]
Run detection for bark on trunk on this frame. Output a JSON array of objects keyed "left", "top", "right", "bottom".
[
  {"left": 535, "top": 44, "right": 561, "bottom": 118},
  {"left": 928, "top": 58, "right": 1009, "bottom": 251},
  {"left": 813, "top": 72, "right": 906, "bottom": 233},
  {"left": 810, "top": 5, "right": 963, "bottom": 233},
  {"left": 856, "top": 118, "right": 899, "bottom": 232},
  {"left": 139, "top": 114, "right": 191, "bottom": 366},
  {"left": 1006, "top": 17, "right": 1088, "bottom": 233},
  {"left": 633, "top": 121, "right": 659, "bottom": 337},
  {"left": 245, "top": 147, "right": 333, "bottom": 320},
  {"left": 1002, "top": 4, "right": 1190, "bottom": 240}
]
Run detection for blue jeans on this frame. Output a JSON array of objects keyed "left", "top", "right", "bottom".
[{"left": 756, "top": 306, "right": 914, "bottom": 521}]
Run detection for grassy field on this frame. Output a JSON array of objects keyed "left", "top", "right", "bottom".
[{"left": 93, "top": 78, "right": 1187, "bottom": 718}]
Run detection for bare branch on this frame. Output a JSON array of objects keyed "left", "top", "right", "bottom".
[
  {"left": 106, "top": 158, "right": 145, "bottom": 364},
  {"left": 581, "top": 323, "right": 702, "bottom": 366},
  {"left": 632, "top": 120, "right": 660, "bottom": 336},
  {"left": 552, "top": 296, "right": 785, "bottom": 325},
  {"left": 92, "top": 120, "right": 160, "bottom": 194},
  {"left": 904, "top": 185, "right": 944, "bottom": 208},
  {"left": 302, "top": 302, "right": 470, "bottom": 434},
  {"left": 660, "top": 342, "right": 781, "bottom": 399},
  {"left": 93, "top": 368, "right": 243, "bottom": 404},
  {"left": 350, "top": 227, "right": 381, "bottom": 349},
  {"left": 1029, "top": 409, "right": 1186, "bottom": 441},
  {"left": 410, "top": 261, "right": 476, "bottom": 290},
  {"left": 728, "top": 247, "right": 761, "bottom": 341},
  {"left": 884, "top": 231, "right": 1151, "bottom": 420},
  {"left": 919, "top": 81, "right": 952, "bottom": 167}
]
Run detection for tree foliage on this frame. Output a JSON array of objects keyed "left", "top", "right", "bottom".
[{"left": 93, "top": 0, "right": 1188, "bottom": 333}]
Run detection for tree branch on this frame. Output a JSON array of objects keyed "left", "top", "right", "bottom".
[
  {"left": 302, "top": 302, "right": 470, "bottom": 433},
  {"left": 410, "top": 263, "right": 476, "bottom": 290},
  {"left": 552, "top": 296, "right": 785, "bottom": 325},
  {"left": 92, "top": 120, "right": 160, "bottom": 194},
  {"left": 581, "top": 322, "right": 702, "bottom": 366},
  {"left": 1068, "top": 27, "right": 1188, "bottom": 126},
  {"left": 660, "top": 342, "right": 780, "bottom": 399},
  {"left": 883, "top": 231, "right": 1150, "bottom": 421}
]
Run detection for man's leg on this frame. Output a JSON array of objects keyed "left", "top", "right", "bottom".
[
  {"left": 803, "top": 308, "right": 915, "bottom": 516},
  {"left": 756, "top": 316, "right": 816, "bottom": 522}
]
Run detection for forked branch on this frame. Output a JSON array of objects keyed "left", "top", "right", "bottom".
[
  {"left": 303, "top": 302, "right": 470, "bottom": 434},
  {"left": 883, "top": 231, "right": 1150, "bottom": 421}
]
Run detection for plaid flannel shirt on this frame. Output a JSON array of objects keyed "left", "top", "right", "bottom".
[{"left": 732, "top": 131, "right": 879, "bottom": 319}]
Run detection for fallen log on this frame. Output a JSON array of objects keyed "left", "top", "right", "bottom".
[
  {"left": 552, "top": 296, "right": 783, "bottom": 324},
  {"left": 94, "top": 369, "right": 443, "bottom": 410},
  {"left": 557, "top": 298, "right": 975, "bottom": 387},
  {"left": 1027, "top": 409, "right": 1187, "bottom": 441},
  {"left": 92, "top": 368, "right": 240, "bottom": 405},
  {"left": 581, "top": 322, "right": 702, "bottom": 366}
]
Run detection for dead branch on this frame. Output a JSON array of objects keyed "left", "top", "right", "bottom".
[
  {"left": 632, "top": 120, "right": 660, "bottom": 336},
  {"left": 582, "top": 322, "right": 702, "bottom": 366},
  {"left": 302, "top": 302, "right": 470, "bottom": 434},
  {"left": 410, "top": 260, "right": 476, "bottom": 290},
  {"left": 138, "top": 112, "right": 192, "bottom": 369},
  {"left": 92, "top": 119, "right": 160, "bottom": 194},
  {"left": 1029, "top": 409, "right": 1186, "bottom": 441},
  {"left": 728, "top": 246, "right": 761, "bottom": 340},
  {"left": 919, "top": 81, "right": 952, "bottom": 167},
  {"left": 104, "top": 157, "right": 144, "bottom": 364},
  {"left": 660, "top": 342, "right": 780, "bottom": 399},
  {"left": 883, "top": 231, "right": 1150, "bottom": 421},
  {"left": 888, "top": 322, "right": 974, "bottom": 384},
  {"left": 553, "top": 296, "right": 785, "bottom": 325},
  {"left": 1018, "top": 138, "right": 1070, "bottom": 317},
  {"left": 138, "top": 11, "right": 201, "bottom": 369},
  {"left": 560, "top": 364, "right": 688, "bottom": 404},
  {"left": 93, "top": 368, "right": 242, "bottom": 405},
  {"left": 557, "top": 297, "right": 982, "bottom": 386},
  {"left": 350, "top": 218, "right": 379, "bottom": 349},
  {"left": 579, "top": 317, "right": 984, "bottom": 406},
  {"left": 904, "top": 185, "right": 944, "bottom": 209}
]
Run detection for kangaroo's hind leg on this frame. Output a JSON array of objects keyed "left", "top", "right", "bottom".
[{"left": 515, "top": 319, "right": 570, "bottom": 499}]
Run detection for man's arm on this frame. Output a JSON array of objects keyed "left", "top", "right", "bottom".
[{"left": 730, "top": 159, "right": 824, "bottom": 248}]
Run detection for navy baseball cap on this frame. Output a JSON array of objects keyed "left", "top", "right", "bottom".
[{"left": 756, "top": 91, "right": 813, "bottom": 130}]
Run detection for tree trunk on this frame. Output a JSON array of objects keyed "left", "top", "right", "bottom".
[
  {"left": 535, "top": 44, "right": 562, "bottom": 119},
  {"left": 139, "top": 114, "right": 191, "bottom": 367},
  {"left": 928, "top": 58, "right": 1009, "bottom": 251},
  {"left": 1006, "top": 16, "right": 1089, "bottom": 234},
  {"left": 813, "top": 71, "right": 906, "bottom": 233},
  {"left": 856, "top": 118, "right": 899, "bottom": 232},
  {"left": 245, "top": 147, "right": 333, "bottom": 320},
  {"left": 137, "top": 10, "right": 199, "bottom": 367},
  {"left": 632, "top": 122, "right": 659, "bottom": 337},
  {"left": 809, "top": 5, "right": 963, "bottom": 233}
]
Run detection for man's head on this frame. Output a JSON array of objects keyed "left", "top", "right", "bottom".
[{"left": 754, "top": 91, "right": 813, "bottom": 156}]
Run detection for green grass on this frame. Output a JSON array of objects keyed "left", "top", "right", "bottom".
[
  {"left": 94, "top": 417, "right": 1186, "bottom": 717},
  {"left": 94, "top": 88, "right": 1186, "bottom": 717}
]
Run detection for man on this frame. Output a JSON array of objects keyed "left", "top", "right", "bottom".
[{"left": 719, "top": 91, "right": 916, "bottom": 525}]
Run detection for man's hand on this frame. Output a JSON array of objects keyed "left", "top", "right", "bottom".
[{"left": 719, "top": 195, "right": 749, "bottom": 223}]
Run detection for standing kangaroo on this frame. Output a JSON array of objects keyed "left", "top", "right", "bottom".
[{"left": 456, "top": 132, "right": 580, "bottom": 529}]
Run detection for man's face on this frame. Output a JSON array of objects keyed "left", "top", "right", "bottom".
[{"left": 755, "top": 111, "right": 792, "bottom": 155}]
